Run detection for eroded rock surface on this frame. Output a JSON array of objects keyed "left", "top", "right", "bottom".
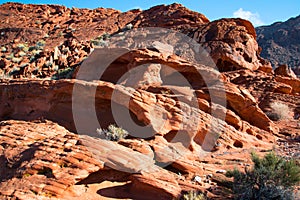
[
  {"left": 0, "top": 2, "right": 299, "bottom": 200},
  {"left": 0, "top": 3, "right": 270, "bottom": 79},
  {"left": 191, "top": 18, "right": 271, "bottom": 72}
]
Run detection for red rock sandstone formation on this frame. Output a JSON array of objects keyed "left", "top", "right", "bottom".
[{"left": 0, "top": 2, "right": 299, "bottom": 200}]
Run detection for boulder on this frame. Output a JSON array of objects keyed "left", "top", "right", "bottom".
[
  {"left": 274, "top": 64, "right": 297, "bottom": 78},
  {"left": 192, "top": 18, "right": 269, "bottom": 72},
  {"left": 275, "top": 76, "right": 300, "bottom": 94}
]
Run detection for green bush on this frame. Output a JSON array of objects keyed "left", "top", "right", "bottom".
[
  {"left": 96, "top": 124, "right": 129, "bottom": 141},
  {"left": 226, "top": 152, "right": 300, "bottom": 200}
]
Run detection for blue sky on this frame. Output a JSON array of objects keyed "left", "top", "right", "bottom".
[{"left": 0, "top": 0, "right": 299, "bottom": 26}]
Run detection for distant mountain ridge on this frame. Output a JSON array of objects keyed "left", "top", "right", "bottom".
[{"left": 256, "top": 15, "right": 300, "bottom": 75}]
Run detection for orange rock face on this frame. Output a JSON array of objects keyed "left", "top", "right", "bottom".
[
  {"left": 191, "top": 18, "right": 271, "bottom": 72},
  {"left": 0, "top": 2, "right": 299, "bottom": 200},
  {"left": 274, "top": 64, "right": 297, "bottom": 78}
]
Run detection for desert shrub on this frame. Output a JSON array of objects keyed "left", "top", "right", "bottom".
[
  {"left": 28, "top": 46, "right": 37, "bottom": 51},
  {"left": 226, "top": 152, "right": 300, "bottom": 200},
  {"left": 96, "top": 124, "right": 129, "bottom": 141},
  {"left": 91, "top": 33, "right": 110, "bottom": 47},
  {"left": 91, "top": 39, "right": 109, "bottom": 47},
  {"left": 268, "top": 101, "right": 291, "bottom": 121},
  {"left": 17, "top": 43, "right": 26, "bottom": 50},
  {"left": 5, "top": 53, "right": 15, "bottom": 60},
  {"left": 125, "top": 23, "right": 133, "bottom": 30},
  {"left": 57, "top": 31, "right": 64, "bottom": 37},
  {"left": 45, "top": 60, "right": 53, "bottom": 67},
  {"left": 52, "top": 65, "right": 59, "bottom": 71},
  {"left": 11, "top": 57, "right": 23, "bottom": 64},
  {"left": 0, "top": 71, "right": 11, "bottom": 79},
  {"left": 180, "top": 190, "right": 207, "bottom": 200},
  {"left": 1, "top": 46, "right": 7, "bottom": 52},
  {"left": 9, "top": 67, "right": 21, "bottom": 77},
  {"left": 18, "top": 51, "right": 27, "bottom": 57},
  {"left": 51, "top": 67, "right": 75, "bottom": 80},
  {"left": 36, "top": 40, "right": 46, "bottom": 49}
]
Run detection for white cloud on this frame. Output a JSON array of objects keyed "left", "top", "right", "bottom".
[
  {"left": 233, "top": 8, "right": 264, "bottom": 26},
  {"left": 132, "top": 6, "right": 142, "bottom": 10}
]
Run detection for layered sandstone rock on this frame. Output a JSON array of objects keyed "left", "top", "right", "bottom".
[
  {"left": 0, "top": 3, "right": 271, "bottom": 79},
  {"left": 0, "top": 2, "right": 299, "bottom": 200},
  {"left": 191, "top": 18, "right": 271, "bottom": 72},
  {"left": 130, "top": 3, "right": 209, "bottom": 32},
  {"left": 274, "top": 64, "right": 297, "bottom": 78}
]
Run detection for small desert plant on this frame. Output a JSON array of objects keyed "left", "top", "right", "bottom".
[
  {"left": 51, "top": 67, "right": 75, "bottom": 80},
  {"left": 0, "top": 71, "right": 11, "bottom": 79},
  {"left": 11, "top": 57, "right": 23, "bottom": 64},
  {"left": 17, "top": 43, "right": 26, "bottom": 50},
  {"left": 31, "top": 49, "right": 42, "bottom": 57},
  {"left": 16, "top": 43, "right": 29, "bottom": 52},
  {"left": 91, "top": 39, "right": 109, "bottom": 47},
  {"left": 23, "top": 173, "right": 32, "bottom": 178},
  {"left": 52, "top": 65, "right": 59, "bottom": 71},
  {"left": 91, "top": 33, "right": 110, "bottom": 47},
  {"left": 45, "top": 60, "right": 53, "bottom": 68},
  {"left": 268, "top": 101, "right": 291, "bottom": 121},
  {"left": 36, "top": 40, "right": 46, "bottom": 50},
  {"left": 96, "top": 124, "right": 129, "bottom": 141},
  {"left": 57, "top": 31, "right": 64, "bottom": 37},
  {"left": 18, "top": 51, "right": 27, "bottom": 57},
  {"left": 29, "top": 55, "right": 37, "bottom": 62},
  {"left": 180, "top": 190, "right": 207, "bottom": 200},
  {"left": 226, "top": 152, "right": 300, "bottom": 200},
  {"left": 28, "top": 46, "right": 37, "bottom": 51},
  {"left": 9, "top": 67, "right": 21, "bottom": 76},
  {"left": 0, "top": 74, "right": 11, "bottom": 79},
  {"left": 5, "top": 53, "right": 15, "bottom": 60},
  {"left": 125, "top": 23, "right": 133, "bottom": 30},
  {"left": 1, "top": 46, "right": 7, "bottom": 52}
]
